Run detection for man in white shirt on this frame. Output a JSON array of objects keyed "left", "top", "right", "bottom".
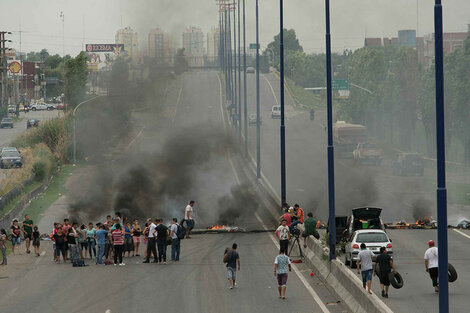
[
  {"left": 169, "top": 218, "right": 181, "bottom": 261},
  {"left": 276, "top": 220, "right": 291, "bottom": 253},
  {"left": 357, "top": 243, "right": 375, "bottom": 294},
  {"left": 424, "top": 240, "right": 439, "bottom": 292},
  {"left": 143, "top": 219, "right": 157, "bottom": 263},
  {"left": 184, "top": 200, "right": 195, "bottom": 238}
]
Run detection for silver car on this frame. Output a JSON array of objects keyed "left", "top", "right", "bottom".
[
  {"left": 344, "top": 229, "right": 393, "bottom": 268},
  {"left": 248, "top": 114, "right": 262, "bottom": 126}
]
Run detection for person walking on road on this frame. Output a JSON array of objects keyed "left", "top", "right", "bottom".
[
  {"left": 276, "top": 220, "right": 291, "bottom": 253},
  {"left": 22, "top": 214, "right": 34, "bottom": 254},
  {"left": 302, "top": 212, "right": 318, "bottom": 248},
  {"left": 155, "top": 218, "right": 169, "bottom": 264},
  {"left": 274, "top": 247, "right": 292, "bottom": 299},
  {"left": 10, "top": 219, "right": 22, "bottom": 255},
  {"left": 143, "top": 219, "right": 158, "bottom": 263},
  {"left": 95, "top": 225, "right": 108, "bottom": 265},
  {"left": 169, "top": 218, "right": 181, "bottom": 261},
  {"left": 357, "top": 243, "right": 374, "bottom": 294},
  {"left": 424, "top": 240, "right": 439, "bottom": 293},
  {"left": 184, "top": 201, "right": 195, "bottom": 238},
  {"left": 32, "top": 226, "right": 40, "bottom": 257},
  {"left": 224, "top": 243, "right": 240, "bottom": 289},
  {"left": 374, "top": 247, "right": 397, "bottom": 298},
  {"left": 53, "top": 227, "right": 66, "bottom": 263},
  {"left": 0, "top": 229, "right": 8, "bottom": 265},
  {"left": 111, "top": 223, "right": 125, "bottom": 266}
]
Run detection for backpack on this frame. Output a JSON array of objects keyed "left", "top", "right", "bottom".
[
  {"left": 72, "top": 259, "right": 86, "bottom": 267},
  {"left": 223, "top": 248, "right": 232, "bottom": 263},
  {"left": 176, "top": 224, "right": 185, "bottom": 240}
]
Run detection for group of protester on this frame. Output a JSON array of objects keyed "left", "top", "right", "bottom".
[{"left": 0, "top": 214, "right": 39, "bottom": 266}]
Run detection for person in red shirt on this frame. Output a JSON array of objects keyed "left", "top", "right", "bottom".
[
  {"left": 111, "top": 223, "right": 125, "bottom": 266},
  {"left": 279, "top": 208, "right": 292, "bottom": 227}
]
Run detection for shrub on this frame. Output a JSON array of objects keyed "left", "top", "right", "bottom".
[{"left": 31, "top": 143, "right": 56, "bottom": 181}]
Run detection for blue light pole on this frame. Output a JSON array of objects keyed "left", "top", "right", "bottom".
[
  {"left": 325, "top": 0, "right": 336, "bottom": 260},
  {"left": 243, "top": 0, "right": 248, "bottom": 155},
  {"left": 237, "top": 0, "right": 242, "bottom": 138},
  {"left": 434, "top": 1, "right": 448, "bottom": 312},
  {"left": 279, "top": 0, "right": 286, "bottom": 206},
  {"left": 255, "top": 0, "right": 261, "bottom": 179}
]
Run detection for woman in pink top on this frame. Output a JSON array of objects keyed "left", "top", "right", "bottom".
[{"left": 111, "top": 223, "right": 125, "bottom": 266}]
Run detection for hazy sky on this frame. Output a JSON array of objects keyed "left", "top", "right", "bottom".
[{"left": 0, "top": 0, "right": 469, "bottom": 56}]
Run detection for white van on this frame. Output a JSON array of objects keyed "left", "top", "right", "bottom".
[{"left": 271, "top": 105, "right": 281, "bottom": 118}]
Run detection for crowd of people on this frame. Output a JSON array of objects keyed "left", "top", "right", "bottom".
[{"left": 1, "top": 201, "right": 197, "bottom": 267}]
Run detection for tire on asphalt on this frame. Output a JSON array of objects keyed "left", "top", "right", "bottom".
[
  {"left": 448, "top": 263, "right": 458, "bottom": 283},
  {"left": 389, "top": 271, "right": 404, "bottom": 289}
]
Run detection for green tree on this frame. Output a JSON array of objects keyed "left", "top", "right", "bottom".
[
  {"left": 108, "top": 57, "right": 129, "bottom": 96},
  {"left": 64, "top": 52, "right": 88, "bottom": 108},
  {"left": 266, "top": 29, "right": 303, "bottom": 69}
]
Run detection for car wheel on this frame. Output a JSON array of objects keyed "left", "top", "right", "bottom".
[
  {"left": 344, "top": 254, "right": 350, "bottom": 266},
  {"left": 389, "top": 271, "right": 404, "bottom": 289},
  {"left": 448, "top": 263, "right": 458, "bottom": 282},
  {"left": 32, "top": 107, "right": 36, "bottom": 111},
  {"left": 350, "top": 256, "right": 356, "bottom": 269}
]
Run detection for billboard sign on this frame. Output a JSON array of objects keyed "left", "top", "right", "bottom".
[
  {"left": 8, "top": 61, "right": 22, "bottom": 74},
  {"left": 86, "top": 44, "right": 124, "bottom": 54}
]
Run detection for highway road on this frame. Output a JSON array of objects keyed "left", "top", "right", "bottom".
[
  {"left": 0, "top": 71, "right": 349, "bottom": 313},
  {"left": 0, "top": 110, "right": 60, "bottom": 181},
  {"left": 240, "top": 71, "right": 470, "bottom": 313}
]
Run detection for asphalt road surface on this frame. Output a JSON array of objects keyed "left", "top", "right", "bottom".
[
  {"left": 0, "top": 110, "right": 60, "bottom": 181},
  {"left": 0, "top": 72, "right": 349, "bottom": 313},
  {"left": 240, "top": 71, "right": 470, "bottom": 313}
]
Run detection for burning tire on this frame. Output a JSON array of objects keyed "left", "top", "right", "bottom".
[
  {"left": 448, "top": 263, "right": 458, "bottom": 283},
  {"left": 388, "top": 272, "right": 404, "bottom": 289}
]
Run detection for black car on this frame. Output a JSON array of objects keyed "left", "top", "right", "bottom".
[
  {"left": 392, "top": 153, "right": 424, "bottom": 176},
  {"left": 0, "top": 150, "right": 23, "bottom": 168},
  {"left": 27, "top": 119, "right": 40, "bottom": 129},
  {"left": 0, "top": 118, "right": 13, "bottom": 128}
]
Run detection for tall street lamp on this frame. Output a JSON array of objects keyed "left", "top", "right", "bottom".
[
  {"left": 237, "top": 0, "right": 242, "bottom": 138},
  {"left": 279, "top": 0, "right": 287, "bottom": 207},
  {"left": 325, "top": 0, "right": 336, "bottom": 260},
  {"left": 434, "top": 1, "right": 448, "bottom": 312},
  {"left": 255, "top": 0, "right": 261, "bottom": 179},
  {"left": 243, "top": 0, "right": 248, "bottom": 155}
]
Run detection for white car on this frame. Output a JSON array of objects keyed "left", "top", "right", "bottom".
[
  {"left": 344, "top": 229, "right": 393, "bottom": 268},
  {"left": 271, "top": 105, "right": 281, "bottom": 119},
  {"left": 31, "top": 103, "right": 55, "bottom": 111}
]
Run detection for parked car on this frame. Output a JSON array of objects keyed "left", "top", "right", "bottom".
[
  {"left": 27, "top": 119, "right": 40, "bottom": 129},
  {"left": 0, "top": 149, "right": 23, "bottom": 168},
  {"left": 19, "top": 104, "right": 30, "bottom": 112},
  {"left": 345, "top": 229, "right": 393, "bottom": 268},
  {"left": 271, "top": 105, "right": 281, "bottom": 119},
  {"left": 336, "top": 207, "right": 386, "bottom": 243},
  {"left": 246, "top": 67, "right": 255, "bottom": 73},
  {"left": 248, "top": 114, "right": 262, "bottom": 126},
  {"left": 353, "top": 142, "right": 383, "bottom": 165},
  {"left": 7, "top": 105, "right": 17, "bottom": 114},
  {"left": 392, "top": 153, "right": 424, "bottom": 176},
  {"left": 1, "top": 147, "right": 18, "bottom": 154},
  {"left": 0, "top": 118, "right": 14, "bottom": 128},
  {"left": 31, "top": 102, "right": 54, "bottom": 111}
]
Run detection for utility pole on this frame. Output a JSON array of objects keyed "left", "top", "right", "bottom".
[
  {"left": 60, "top": 11, "right": 65, "bottom": 56},
  {"left": 237, "top": 0, "right": 241, "bottom": 138},
  {"left": 255, "top": 0, "right": 261, "bottom": 179},
  {"left": 0, "top": 31, "right": 12, "bottom": 107},
  {"left": 242, "top": 0, "right": 248, "bottom": 155},
  {"left": 279, "top": 0, "right": 287, "bottom": 207},
  {"left": 325, "top": 0, "right": 336, "bottom": 260},
  {"left": 434, "top": 1, "right": 448, "bottom": 312},
  {"left": 232, "top": 3, "right": 237, "bottom": 128}
]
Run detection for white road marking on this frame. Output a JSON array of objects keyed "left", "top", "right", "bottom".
[
  {"left": 105, "top": 310, "right": 111, "bottom": 313},
  {"left": 172, "top": 86, "right": 183, "bottom": 123},
  {"left": 262, "top": 74, "right": 279, "bottom": 105},
  {"left": 125, "top": 127, "right": 145, "bottom": 150},
  {"left": 217, "top": 73, "right": 330, "bottom": 313},
  {"left": 454, "top": 229, "right": 470, "bottom": 240}
]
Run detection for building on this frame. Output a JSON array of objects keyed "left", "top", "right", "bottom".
[
  {"left": 115, "top": 27, "right": 138, "bottom": 62},
  {"left": 423, "top": 26, "right": 469, "bottom": 68},
  {"left": 148, "top": 28, "right": 170, "bottom": 62},
  {"left": 364, "top": 37, "right": 398, "bottom": 47},
  {"left": 183, "top": 27, "right": 204, "bottom": 67},
  {"left": 398, "top": 30, "right": 417, "bottom": 48},
  {"left": 206, "top": 27, "right": 220, "bottom": 64}
]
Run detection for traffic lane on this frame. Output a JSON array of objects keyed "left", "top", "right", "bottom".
[
  {"left": 0, "top": 232, "right": 344, "bottom": 313},
  {"left": 340, "top": 229, "right": 470, "bottom": 313}
]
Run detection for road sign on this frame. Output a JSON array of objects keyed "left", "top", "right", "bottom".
[
  {"left": 332, "top": 79, "right": 349, "bottom": 91},
  {"left": 8, "top": 61, "right": 21, "bottom": 74},
  {"left": 249, "top": 43, "right": 260, "bottom": 49}
]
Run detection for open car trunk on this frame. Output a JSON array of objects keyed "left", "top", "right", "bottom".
[{"left": 352, "top": 207, "right": 383, "bottom": 232}]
